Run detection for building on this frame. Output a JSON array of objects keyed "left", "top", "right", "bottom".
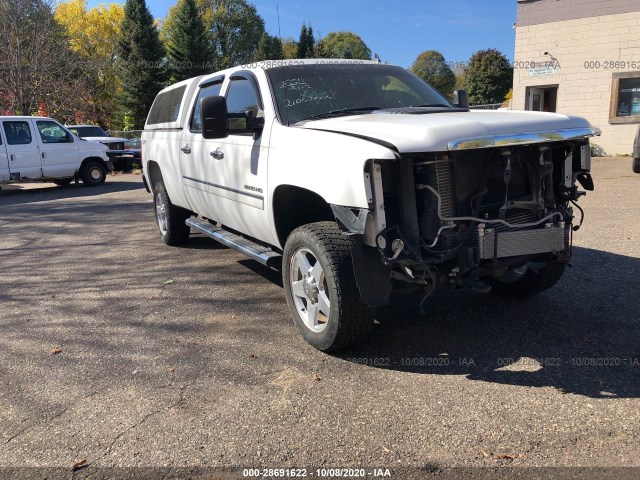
[{"left": 513, "top": 0, "right": 640, "bottom": 155}]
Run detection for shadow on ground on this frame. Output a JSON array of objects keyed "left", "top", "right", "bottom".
[
  {"left": 322, "top": 246, "right": 640, "bottom": 399},
  {"left": 209, "top": 240, "right": 640, "bottom": 399},
  {"left": 0, "top": 180, "right": 143, "bottom": 206}
]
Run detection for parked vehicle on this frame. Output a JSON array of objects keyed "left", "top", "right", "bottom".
[
  {"left": 1, "top": 116, "right": 112, "bottom": 186},
  {"left": 67, "top": 124, "right": 141, "bottom": 171},
  {"left": 142, "top": 60, "right": 599, "bottom": 351},
  {"left": 66, "top": 125, "right": 127, "bottom": 150},
  {"left": 633, "top": 125, "right": 640, "bottom": 174}
]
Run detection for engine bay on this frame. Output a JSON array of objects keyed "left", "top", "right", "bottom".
[{"left": 370, "top": 139, "right": 594, "bottom": 300}]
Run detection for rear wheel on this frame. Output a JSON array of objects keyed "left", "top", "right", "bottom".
[
  {"left": 633, "top": 157, "right": 640, "bottom": 174},
  {"left": 153, "top": 182, "right": 191, "bottom": 246},
  {"left": 488, "top": 261, "right": 566, "bottom": 298},
  {"left": 283, "top": 221, "right": 373, "bottom": 352},
  {"left": 80, "top": 160, "right": 107, "bottom": 186}
]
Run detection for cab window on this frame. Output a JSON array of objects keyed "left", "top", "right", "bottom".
[
  {"left": 36, "top": 121, "right": 73, "bottom": 143},
  {"left": 3, "top": 121, "right": 32, "bottom": 145},
  {"left": 190, "top": 81, "right": 223, "bottom": 132}
]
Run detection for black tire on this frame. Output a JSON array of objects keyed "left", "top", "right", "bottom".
[
  {"left": 633, "top": 157, "right": 640, "bottom": 174},
  {"left": 282, "top": 221, "right": 374, "bottom": 352},
  {"left": 52, "top": 178, "right": 73, "bottom": 186},
  {"left": 153, "top": 182, "right": 191, "bottom": 246},
  {"left": 488, "top": 261, "right": 566, "bottom": 298},
  {"left": 80, "top": 160, "right": 107, "bottom": 186}
]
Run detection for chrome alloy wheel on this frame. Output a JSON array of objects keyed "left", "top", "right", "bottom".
[
  {"left": 290, "top": 248, "right": 331, "bottom": 333},
  {"left": 155, "top": 192, "right": 168, "bottom": 235}
]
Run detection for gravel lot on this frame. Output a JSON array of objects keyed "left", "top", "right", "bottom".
[{"left": 0, "top": 158, "right": 639, "bottom": 477}]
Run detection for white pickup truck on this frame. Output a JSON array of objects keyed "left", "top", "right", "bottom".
[
  {"left": 142, "top": 59, "right": 598, "bottom": 351},
  {"left": 0, "top": 116, "right": 112, "bottom": 187}
]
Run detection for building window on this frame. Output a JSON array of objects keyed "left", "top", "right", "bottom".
[{"left": 610, "top": 72, "right": 640, "bottom": 124}]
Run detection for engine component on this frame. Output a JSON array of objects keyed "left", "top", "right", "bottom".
[{"left": 477, "top": 222, "right": 566, "bottom": 260}]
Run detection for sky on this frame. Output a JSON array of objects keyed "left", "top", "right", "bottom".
[{"left": 86, "top": 0, "right": 518, "bottom": 68}]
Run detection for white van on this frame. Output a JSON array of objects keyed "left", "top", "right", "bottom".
[{"left": 0, "top": 116, "right": 112, "bottom": 187}]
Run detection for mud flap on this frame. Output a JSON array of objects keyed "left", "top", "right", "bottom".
[
  {"left": 351, "top": 235, "right": 392, "bottom": 308},
  {"left": 331, "top": 205, "right": 392, "bottom": 307}
]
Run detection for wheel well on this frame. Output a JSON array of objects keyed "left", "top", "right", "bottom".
[
  {"left": 273, "top": 185, "right": 334, "bottom": 248},
  {"left": 146, "top": 161, "right": 163, "bottom": 190},
  {"left": 80, "top": 157, "right": 105, "bottom": 170}
]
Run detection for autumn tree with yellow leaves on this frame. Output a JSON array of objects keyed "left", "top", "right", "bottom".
[{"left": 54, "top": 0, "right": 124, "bottom": 126}]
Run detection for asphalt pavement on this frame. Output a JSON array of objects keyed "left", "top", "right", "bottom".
[{"left": 0, "top": 159, "right": 639, "bottom": 478}]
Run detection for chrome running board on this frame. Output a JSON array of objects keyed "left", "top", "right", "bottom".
[{"left": 186, "top": 218, "right": 282, "bottom": 268}]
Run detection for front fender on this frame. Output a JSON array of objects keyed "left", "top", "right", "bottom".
[{"left": 268, "top": 124, "right": 397, "bottom": 209}]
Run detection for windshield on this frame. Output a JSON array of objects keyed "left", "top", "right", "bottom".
[
  {"left": 70, "top": 126, "right": 108, "bottom": 137},
  {"left": 266, "top": 63, "right": 454, "bottom": 125}
]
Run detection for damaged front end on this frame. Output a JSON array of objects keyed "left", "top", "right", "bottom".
[{"left": 342, "top": 129, "right": 597, "bottom": 311}]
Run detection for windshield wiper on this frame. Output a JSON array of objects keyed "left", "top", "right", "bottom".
[
  {"left": 410, "top": 103, "right": 454, "bottom": 108},
  {"left": 297, "top": 106, "right": 382, "bottom": 122}
]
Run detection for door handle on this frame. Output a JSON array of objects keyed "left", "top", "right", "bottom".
[
  {"left": 210, "top": 149, "right": 224, "bottom": 160},
  {"left": 181, "top": 145, "right": 191, "bottom": 154},
  {"left": 10, "top": 154, "right": 15, "bottom": 162}
]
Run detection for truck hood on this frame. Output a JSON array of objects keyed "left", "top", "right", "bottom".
[
  {"left": 77, "top": 137, "right": 108, "bottom": 152},
  {"left": 81, "top": 136, "right": 129, "bottom": 144},
  {"left": 299, "top": 110, "right": 599, "bottom": 152}
]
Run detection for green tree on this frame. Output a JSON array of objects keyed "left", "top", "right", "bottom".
[
  {"left": 196, "top": 0, "right": 265, "bottom": 69},
  {"left": 281, "top": 37, "right": 298, "bottom": 59},
  {"left": 460, "top": 49, "right": 513, "bottom": 105},
  {"left": 255, "top": 32, "right": 282, "bottom": 61},
  {"left": 316, "top": 31, "right": 371, "bottom": 60},
  {"left": 410, "top": 50, "right": 456, "bottom": 99},
  {"left": 164, "top": 0, "right": 213, "bottom": 82},
  {"left": 116, "top": 0, "right": 167, "bottom": 128},
  {"left": 296, "top": 23, "right": 314, "bottom": 58}
]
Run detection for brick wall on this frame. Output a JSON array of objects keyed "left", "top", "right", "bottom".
[{"left": 512, "top": 10, "right": 640, "bottom": 155}]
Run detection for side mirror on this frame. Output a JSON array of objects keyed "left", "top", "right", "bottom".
[
  {"left": 246, "top": 109, "right": 265, "bottom": 130},
  {"left": 202, "top": 95, "right": 229, "bottom": 139},
  {"left": 453, "top": 90, "right": 469, "bottom": 109}
]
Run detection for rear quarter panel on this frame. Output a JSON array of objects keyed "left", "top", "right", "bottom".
[
  {"left": 142, "top": 130, "right": 189, "bottom": 208},
  {"left": 142, "top": 77, "right": 201, "bottom": 209}
]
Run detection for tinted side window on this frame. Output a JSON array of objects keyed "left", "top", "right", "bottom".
[
  {"left": 190, "top": 82, "right": 223, "bottom": 132},
  {"left": 147, "top": 85, "right": 187, "bottom": 125},
  {"left": 3, "top": 121, "right": 32, "bottom": 145},
  {"left": 226, "top": 78, "right": 260, "bottom": 130},
  {"left": 36, "top": 120, "right": 73, "bottom": 143}
]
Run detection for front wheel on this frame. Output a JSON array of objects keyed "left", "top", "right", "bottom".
[
  {"left": 80, "top": 160, "right": 107, "bottom": 186},
  {"left": 153, "top": 182, "right": 191, "bottom": 246},
  {"left": 283, "top": 221, "right": 374, "bottom": 352},
  {"left": 488, "top": 261, "right": 566, "bottom": 298}
]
